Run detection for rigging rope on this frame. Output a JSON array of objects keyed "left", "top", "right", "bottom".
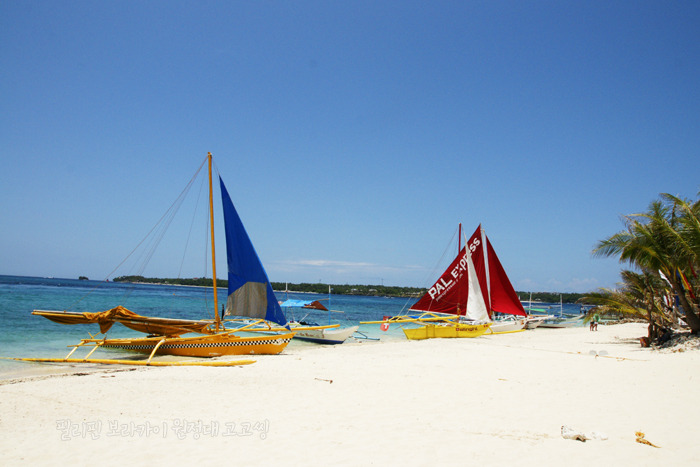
[
  {"left": 396, "top": 226, "right": 461, "bottom": 316},
  {"left": 178, "top": 174, "right": 207, "bottom": 279},
  {"left": 66, "top": 156, "right": 210, "bottom": 310}
]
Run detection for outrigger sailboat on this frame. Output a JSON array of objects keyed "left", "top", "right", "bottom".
[
  {"left": 29, "top": 153, "right": 294, "bottom": 365},
  {"left": 278, "top": 286, "right": 359, "bottom": 344},
  {"left": 538, "top": 295, "right": 584, "bottom": 328},
  {"left": 363, "top": 224, "right": 527, "bottom": 339}
]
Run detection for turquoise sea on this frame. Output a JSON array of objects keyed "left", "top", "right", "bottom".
[
  {"left": 0, "top": 275, "right": 414, "bottom": 379},
  {"left": 0, "top": 275, "right": 584, "bottom": 380}
]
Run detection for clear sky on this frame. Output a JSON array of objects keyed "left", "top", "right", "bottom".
[{"left": 1, "top": 1, "right": 698, "bottom": 292}]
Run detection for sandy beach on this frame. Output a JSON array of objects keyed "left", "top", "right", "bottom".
[{"left": 1, "top": 323, "right": 698, "bottom": 466}]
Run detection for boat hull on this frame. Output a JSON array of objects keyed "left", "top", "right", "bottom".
[
  {"left": 487, "top": 318, "right": 527, "bottom": 334},
  {"left": 291, "top": 325, "right": 359, "bottom": 344},
  {"left": 539, "top": 315, "right": 584, "bottom": 328},
  {"left": 403, "top": 323, "right": 491, "bottom": 340},
  {"left": 97, "top": 332, "right": 295, "bottom": 357},
  {"left": 539, "top": 321, "right": 577, "bottom": 328},
  {"left": 524, "top": 315, "right": 554, "bottom": 329}
]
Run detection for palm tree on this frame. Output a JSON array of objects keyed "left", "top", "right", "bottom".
[
  {"left": 593, "top": 194, "right": 700, "bottom": 334},
  {"left": 581, "top": 270, "right": 673, "bottom": 340},
  {"left": 661, "top": 193, "right": 700, "bottom": 269}
]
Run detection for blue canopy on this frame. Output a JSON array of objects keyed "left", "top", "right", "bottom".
[{"left": 279, "top": 299, "right": 315, "bottom": 308}]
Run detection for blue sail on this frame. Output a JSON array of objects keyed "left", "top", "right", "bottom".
[{"left": 219, "top": 177, "right": 287, "bottom": 326}]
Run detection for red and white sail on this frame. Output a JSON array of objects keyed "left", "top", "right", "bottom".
[{"left": 410, "top": 224, "right": 525, "bottom": 320}]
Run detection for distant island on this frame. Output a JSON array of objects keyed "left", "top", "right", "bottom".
[
  {"left": 112, "top": 276, "right": 424, "bottom": 297},
  {"left": 78, "top": 276, "right": 89, "bottom": 281},
  {"left": 111, "top": 275, "right": 588, "bottom": 302}
]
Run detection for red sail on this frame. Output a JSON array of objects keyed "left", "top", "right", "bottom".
[
  {"left": 410, "top": 247, "right": 468, "bottom": 314},
  {"left": 410, "top": 227, "right": 482, "bottom": 315},
  {"left": 410, "top": 225, "right": 525, "bottom": 318},
  {"left": 469, "top": 225, "right": 490, "bottom": 313},
  {"left": 484, "top": 235, "right": 527, "bottom": 317}
]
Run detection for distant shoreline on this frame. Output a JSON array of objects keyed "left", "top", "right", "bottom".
[
  {"left": 111, "top": 276, "right": 589, "bottom": 302},
  {"left": 112, "top": 276, "right": 425, "bottom": 298},
  {"left": 129, "top": 280, "right": 319, "bottom": 295}
]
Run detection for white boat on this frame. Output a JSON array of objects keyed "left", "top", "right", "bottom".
[
  {"left": 539, "top": 315, "right": 584, "bottom": 328},
  {"left": 288, "top": 322, "right": 360, "bottom": 344},
  {"left": 279, "top": 286, "right": 359, "bottom": 344},
  {"left": 537, "top": 295, "right": 583, "bottom": 328},
  {"left": 524, "top": 315, "right": 551, "bottom": 329},
  {"left": 488, "top": 316, "right": 528, "bottom": 333},
  {"left": 521, "top": 293, "right": 553, "bottom": 329}
]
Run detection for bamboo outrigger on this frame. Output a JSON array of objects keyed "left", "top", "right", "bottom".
[{"left": 361, "top": 312, "right": 491, "bottom": 339}]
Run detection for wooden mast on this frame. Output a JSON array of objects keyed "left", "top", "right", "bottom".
[
  {"left": 208, "top": 152, "right": 220, "bottom": 332},
  {"left": 457, "top": 223, "right": 462, "bottom": 316},
  {"left": 481, "top": 225, "right": 491, "bottom": 319},
  {"left": 458, "top": 223, "right": 462, "bottom": 251}
]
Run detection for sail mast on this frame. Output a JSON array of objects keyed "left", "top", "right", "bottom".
[
  {"left": 458, "top": 223, "right": 462, "bottom": 252},
  {"left": 480, "top": 225, "right": 491, "bottom": 318},
  {"left": 457, "top": 223, "right": 462, "bottom": 315},
  {"left": 208, "top": 152, "right": 220, "bottom": 332}
]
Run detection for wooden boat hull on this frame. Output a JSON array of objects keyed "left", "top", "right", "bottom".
[
  {"left": 97, "top": 332, "right": 295, "bottom": 357},
  {"left": 487, "top": 318, "right": 527, "bottom": 334},
  {"left": 403, "top": 323, "right": 490, "bottom": 340},
  {"left": 538, "top": 320, "right": 577, "bottom": 328},
  {"left": 539, "top": 315, "right": 584, "bottom": 328},
  {"left": 291, "top": 325, "right": 359, "bottom": 344},
  {"left": 524, "top": 315, "right": 551, "bottom": 329}
]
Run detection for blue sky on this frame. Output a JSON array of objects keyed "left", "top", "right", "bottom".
[{"left": 1, "top": 1, "right": 698, "bottom": 292}]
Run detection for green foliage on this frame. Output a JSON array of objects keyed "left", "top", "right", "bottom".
[
  {"left": 112, "top": 275, "right": 228, "bottom": 288},
  {"left": 590, "top": 192, "right": 700, "bottom": 334}
]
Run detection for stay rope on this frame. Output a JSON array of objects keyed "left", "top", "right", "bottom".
[{"left": 66, "top": 156, "right": 210, "bottom": 310}]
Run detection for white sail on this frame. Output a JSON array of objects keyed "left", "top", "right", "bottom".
[{"left": 465, "top": 247, "right": 490, "bottom": 322}]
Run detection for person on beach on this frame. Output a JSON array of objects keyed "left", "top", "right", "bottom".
[{"left": 590, "top": 313, "right": 600, "bottom": 331}]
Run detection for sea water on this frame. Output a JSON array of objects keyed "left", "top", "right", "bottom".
[
  {"left": 0, "top": 275, "right": 415, "bottom": 379},
  {"left": 0, "top": 275, "right": 585, "bottom": 380}
]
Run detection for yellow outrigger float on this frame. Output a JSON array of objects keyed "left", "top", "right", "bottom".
[
  {"left": 403, "top": 322, "right": 491, "bottom": 340},
  {"left": 24, "top": 153, "right": 295, "bottom": 367},
  {"left": 6, "top": 355, "right": 254, "bottom": 367},
  {"left": 5, "top": 358, "right": 253, "bottom": 367},
  {"left": 362, "top": 312, "right": 491, "bottom": 340}
]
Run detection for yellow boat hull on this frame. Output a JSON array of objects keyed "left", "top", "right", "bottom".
[
  {"left": 96, "top": 332, "right": 295, "bottom": 357},
  {"left": 403, "top": 323, "right": 491, "bottom": 340}
]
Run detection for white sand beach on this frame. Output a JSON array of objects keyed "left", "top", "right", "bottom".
[{"left": 1, "top": 323, "right": 698, "bottom": 466}]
